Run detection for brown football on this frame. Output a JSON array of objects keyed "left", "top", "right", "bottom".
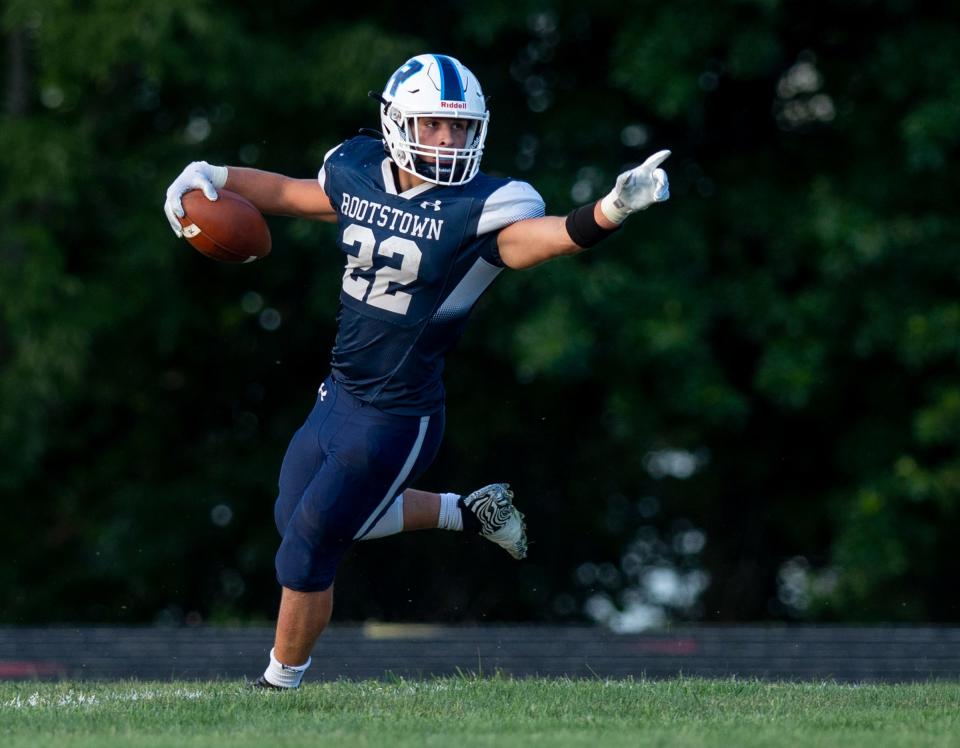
[{"left": 178, "top": 189, "right": 271, "bottom": 263}]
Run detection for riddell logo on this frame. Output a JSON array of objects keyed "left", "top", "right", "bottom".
[{"left": 440, "top": 101, "right": 468, "bottom": 109}]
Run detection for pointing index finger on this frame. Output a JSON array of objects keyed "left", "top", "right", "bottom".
[{"left": 641, "top": 149, "right": 671, "bottom": 170}]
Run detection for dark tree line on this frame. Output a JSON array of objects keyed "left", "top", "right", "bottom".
[{"left": 2, "top": 1, "right": 958, "bottom": 626}]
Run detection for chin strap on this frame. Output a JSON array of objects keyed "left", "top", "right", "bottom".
[
  {"left": 368, "top": 90, "right": 390, "bottom": 114},
  {"left": 413, "top": 157, "right": 470, "bottom": 184}
]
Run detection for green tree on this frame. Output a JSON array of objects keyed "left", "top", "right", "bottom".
[{"left": 1, "top": 0, "right": 958, "bottom": 625}]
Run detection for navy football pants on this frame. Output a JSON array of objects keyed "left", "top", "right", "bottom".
[{"left": 273, "top": 376, "right": 444, "bottom": 592}]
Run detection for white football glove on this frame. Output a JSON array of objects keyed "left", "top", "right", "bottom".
[
  {"left": 163, "top": 161, "right": 229, "bottom": 237},
  {"left": 599, "top": 150, "right": 671, "bottom": 224}
]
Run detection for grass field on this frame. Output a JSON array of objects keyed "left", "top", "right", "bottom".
[{"left": 2, "top": 677, "right": 959, "bottom": 747}]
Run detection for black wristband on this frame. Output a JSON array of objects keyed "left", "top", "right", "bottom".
[{"left": 565, "top": 203, "right": 619, "bottom": 248}]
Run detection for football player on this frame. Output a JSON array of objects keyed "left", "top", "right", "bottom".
[{"left": 163, "top": 53, "right": 670, "bottom": 688}]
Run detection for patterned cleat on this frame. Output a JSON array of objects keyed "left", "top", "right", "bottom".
[{"left": 460, "top": 483, "right": 528, "bottom": 560}]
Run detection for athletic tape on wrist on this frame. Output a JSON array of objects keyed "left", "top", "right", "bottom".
[
  {"left": 599, "top": 193, "right": 630, "bottom": 224},
  {"left": 565, "top": 203, "right": 619, "bottom": 248}
]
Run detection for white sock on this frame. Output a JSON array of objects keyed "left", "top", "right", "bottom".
[
  {"left": 358, "top": 494, "right": 404, "bottom": 540},
  {"left": 262, "top": 647, "right": 311, "bottom": 688},
  {"left": 437, "top": 492, "right": 463, "bottom": 531}
]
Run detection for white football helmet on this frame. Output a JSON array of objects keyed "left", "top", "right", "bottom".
[{"left": 379, "top": 54, "right": 489, "bottom": 186}]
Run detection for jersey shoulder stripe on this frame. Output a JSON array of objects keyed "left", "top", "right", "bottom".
[
  {"left": 476, "top": 180, "right": 545, "bottom": 236},
  {"left": 318, "top": 143, "right": 344, "bottom": 190}
]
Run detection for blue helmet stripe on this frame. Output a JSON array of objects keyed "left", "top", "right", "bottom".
[
  {"left": 433, "top": 54, "right": 465, "bottom": 101},
  {"left": 388, "top": 59, "right": 424, "bottom": 97}
]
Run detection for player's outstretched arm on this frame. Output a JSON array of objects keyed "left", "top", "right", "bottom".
[
  {"left": 496, "top": 209, "right": 609, "bottom": 269},
  {"left": 497, "top": 150, "right": 671, "bottom": 270},
  {"left": 163, "top": 162, "right": 337, "bottom": 237}
]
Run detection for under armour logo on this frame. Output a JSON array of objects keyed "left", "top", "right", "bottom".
[
  {"left": 420, "top": 200, "right": 442, "bottom": 211},
  {"left": 319, "top": 383, "right": 328, "bottom": 401}
]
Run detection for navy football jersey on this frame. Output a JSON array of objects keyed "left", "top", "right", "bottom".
[{"left": 319, "top": 136, "right": 544, "bottom": 415}]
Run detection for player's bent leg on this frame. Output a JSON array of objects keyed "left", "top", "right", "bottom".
[
  {"left": 360, "top": 489, "right": 450, "bottom": 537},
  {"left": 357, "top": 485, "right": 528, "bottom": 558},
  {"left": 461, "top": 483, "right": 528, "bottom": 559},
  {"left": 275, "top": 384, "right": 444, "bottom": 588},
  {"left": 349, "top": 411, "right": 445, "bottom": 542}
]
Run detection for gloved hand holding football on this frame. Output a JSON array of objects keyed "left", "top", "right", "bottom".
[
  {"left": 163, "top": 161, "right": 271, "bottom": 263},
  {"left": 163, "top": 161, "right": 229, "bottom": 237}
]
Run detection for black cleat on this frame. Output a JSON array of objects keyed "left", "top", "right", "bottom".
[{"left": 250, "top": 675, "right": 288, "bottom": 690}]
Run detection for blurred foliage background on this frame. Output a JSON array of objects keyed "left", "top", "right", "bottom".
[{"left": 2, "top": 0, "right": 959, "bottom": 627}]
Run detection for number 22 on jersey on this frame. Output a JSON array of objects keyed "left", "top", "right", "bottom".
[{"left": 341, "top": 223, "right": 423, "bottom": 316}]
